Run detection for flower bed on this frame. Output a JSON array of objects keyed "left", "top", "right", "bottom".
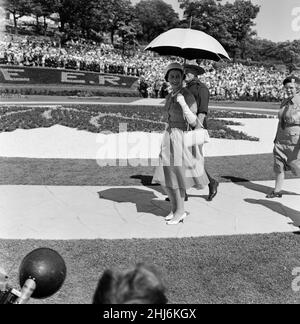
[{"left": 0, "top": 104, "right": 268, "bottom": 141}]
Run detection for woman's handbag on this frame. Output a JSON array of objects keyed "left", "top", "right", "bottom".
[
  {"left": 184, "top": 128, "right": 210, "bottom": 147},
  {"left": 183, "top": 119, "right": 210, "bottom": 147}
]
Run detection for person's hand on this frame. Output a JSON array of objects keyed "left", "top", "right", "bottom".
[{"left": 197, "top": 113, "right": 206, "bottom": 128}]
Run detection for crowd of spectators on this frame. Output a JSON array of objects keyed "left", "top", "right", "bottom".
[
  {"left": 0, "top": 35, "right": 142, "bottom": 76},
  {"left": 198, "top": 62, "right": 287, "bottom": 102},
  {"left": 0, "top": 34, "right": 290, "bottom": 102}
]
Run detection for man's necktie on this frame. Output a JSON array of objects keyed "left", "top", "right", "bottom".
[{"left": 281, "top": 98, "right": 292, "bottom": 129}]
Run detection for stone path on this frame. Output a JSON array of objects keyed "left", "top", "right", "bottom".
[{"left": 0, "top": 180, "right": 299, "bottom": 240}]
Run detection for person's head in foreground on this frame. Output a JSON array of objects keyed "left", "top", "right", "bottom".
[
  {"left": 165, "top": 62, "right": 185, "bottom": 93},
  {"left": 283, "top": 76, "right": 300, "bottom": 98},
  {"left": 92, "top": 263, "right": 167, "bottom": 304}
]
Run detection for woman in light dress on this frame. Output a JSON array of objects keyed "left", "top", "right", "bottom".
[{"left": 153, "top": 63, "right": 209, "bottom": 225}]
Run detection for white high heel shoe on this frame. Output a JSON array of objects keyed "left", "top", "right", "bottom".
[
  {"left": 166, "top": 212, "right": 189, "bottom": 225},
  {"left": 165, "top": 212, "right": 174, "bottom": 221}
]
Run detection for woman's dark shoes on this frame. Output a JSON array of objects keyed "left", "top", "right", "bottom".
[
  {"left": 207, "top": 180, "right": 219, "bottom": 201},
  {"left": 266, "top": 191, "right": 283, "bottom": 199},
  {"left": 165, "top": 193, "right": 189, "bottom": 202}
]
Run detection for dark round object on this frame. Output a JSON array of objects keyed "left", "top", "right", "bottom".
[{"left": 19, "top": 248, "right": 67, "bottom": 299}]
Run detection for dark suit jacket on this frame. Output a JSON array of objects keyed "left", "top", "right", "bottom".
[{"left": 186, "top": 78, "right": 209, "bottom": 128}]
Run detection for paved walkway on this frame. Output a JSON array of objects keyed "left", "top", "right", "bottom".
[{"left": 0, "top": 179, "right": 299, "bottom": 240}]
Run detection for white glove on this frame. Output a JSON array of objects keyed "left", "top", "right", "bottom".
[
  {"left": 176, "top": 93, "right": 187, "bottom": 107},
  {"left": 176, "top": 93, "right": 197, "bottom": 125}
]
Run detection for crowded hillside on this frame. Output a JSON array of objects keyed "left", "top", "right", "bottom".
[
  {"left": 0, "top": 35, "right": 287, "bottom": 101},
  {"left": 1, "top": 0, "right": 299, "bottom": 101}
]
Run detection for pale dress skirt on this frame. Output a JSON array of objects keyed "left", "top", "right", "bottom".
[{"left": 153, "top": 128, "right": 209, "bottom": 190}]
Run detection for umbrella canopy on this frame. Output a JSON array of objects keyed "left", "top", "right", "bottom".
[{"left": 145, "top": 28, "right": 230, "bottom": 61}]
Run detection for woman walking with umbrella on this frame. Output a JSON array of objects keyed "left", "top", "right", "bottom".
[
  {"left": 146, "top": 28, "right": 230, "bottom": 224},
  {"left": 153, "top": 63, "right": 209, "bottom": 225}
]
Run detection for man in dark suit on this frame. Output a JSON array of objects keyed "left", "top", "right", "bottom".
[
  {"left": 138, "top": 77, "right": 148, "bottom": 98},
  {"left": 184, "top": 64, "right": 219, "bottom": 201}
]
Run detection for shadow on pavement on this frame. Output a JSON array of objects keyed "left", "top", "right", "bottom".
[
  {"left": 130, "top": 175, "right": 166, "bottom": 196},
  {"left": 98, "top": 187, "right": 170, "bottom": 218},
  {"left": 223, "top": 176, "right": 300, "bottom": 196},
  {"left": 131, "top": 175, "right": 156, "bottom": 186},
  {"left": 131, "top": 175, "right": 208, "bottom": 200},
  {"left": 245, "top": 198, "right": 300, "bottom": 228}
]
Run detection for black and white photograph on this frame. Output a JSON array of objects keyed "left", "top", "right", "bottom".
[{"left": 0, "top": 0, "right": 300, "bottom": 307}]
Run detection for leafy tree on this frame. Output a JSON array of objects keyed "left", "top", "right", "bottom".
[
  {"left": 244, "top": 38, "right": 300, "bottom": 66},
  {"left": 223, "top": 0, "right": 260, "bottom": 59},
  {"left": 76, "top": 0, "right": 98, "bottom": 39},
  {"left": 179, "top": 0, "right": 235, "bottom": 53},
  {"left": 36, "top": 0, "right": 56, "bottom": 33},
  {"left": 52, "top": 0, "right": 81, "bottom": 33},
  {"left": 93, "top": 0, "right": 136, "bottom": 44},
  {"left": 117, "top": 20, "right": 141, "bottom": 54},
  {"left": 179, "top": 0, "right": 260, "bottom": 59},
  {"left": 244, "top": 38, "right": 276, "bottom": 62},
  {"left": 278, "top": 40, "right": 300, "bottom": 65},
  {"left": 30, "top": 0, "right": 139, "bottom": 44},
  {"left": 135, "top": 0, "right": 180, "bottom": 43},
  {"left": 30, "top": 0, "right": 56, "bottom": 33},
  {"left": 4, "top": 0, "right": 33, "bottom": 33},
  {"left": 30, "top": 0, "right": 43, "bottom": 31},
  {"left": 48, "top": 0, "right": 101, "bottom": 40}
]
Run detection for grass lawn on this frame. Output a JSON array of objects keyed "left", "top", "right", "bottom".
[
  {"left": 1, "top": 233, "right": 300, "bottom": 304},
  {"left": 0, "top": 154, "right": 298, "bottom": 186}
]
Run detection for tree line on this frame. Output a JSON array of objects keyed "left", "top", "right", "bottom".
[{"left": 3, "top": 0, "right": 300, "bottom": 66}]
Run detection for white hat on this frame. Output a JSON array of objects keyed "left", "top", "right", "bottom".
[{"left": 164, "top": 62, "right": 184, "bottom": 81}]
